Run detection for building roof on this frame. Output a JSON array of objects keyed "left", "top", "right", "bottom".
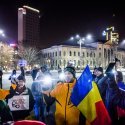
[
  {"left": 23, "top": 5, "right": 40, "bottom": 13},
  {"left": 43, "top": 39, "right": 125, "bottom": 51}
]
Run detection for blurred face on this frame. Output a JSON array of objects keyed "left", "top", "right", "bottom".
[
  {"left": 64, "top": 71, "right": 74, "bottom": 83},
  {"left": 41, "top": 68, "right": 46, "bottom": 73},
  {"left": 93, "top": 69, "right": 98, "bottom": 76},
  {"left": 96, "top": 71, "right": 102, "bottom": 77},
  {"left": 18, "top": 80, "right": 25, "bottom": 88},
  {"left": 13, "top": 70, "right": 16, "bottom": 74}
]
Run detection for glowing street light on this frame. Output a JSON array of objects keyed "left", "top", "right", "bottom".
[
  {"left": 119, "top": 39, "right": 125, "bottom": 47},
  {"left": 76, "top": 34, "right": 80, "bottom": 39},
  {"left": 0, "top": 30, "right": 3, "bottom": 34},
  {"left": 86, "top": 34, "right": 92, "bottom": 40},
  {"left": 122, "top": 40, "right": 125, "bottom": 44},
  {"left": 1, "top": 33, "right": 5, "bottom": 37},
  {"left": 70, "top": 34, "right": 92, "bottom": 72},
  {"left": 0, "top": 29, "right": 5, "bottom": 38},
  {"left": 102, "top": 30, "right": 106, "bottom": 36},
  {"left": 70, "top": 37, "right": 74, "bottom": 41}
]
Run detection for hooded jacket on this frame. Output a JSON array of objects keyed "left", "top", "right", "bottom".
[{"left": 50, "top": 79, "right": 83, "bottom": 125}]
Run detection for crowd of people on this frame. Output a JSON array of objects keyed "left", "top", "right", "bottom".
[{"left": 0, "top": 58, "right": 125, "bottom": 125}]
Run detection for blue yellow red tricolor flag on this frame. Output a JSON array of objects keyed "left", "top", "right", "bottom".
[{"left": 71, "top": 65, "right": 112, "bottom": 125}]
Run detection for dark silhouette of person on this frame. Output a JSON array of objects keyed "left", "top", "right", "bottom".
[
  {"left": 0, "top": 69, "right": 3, "bottom": 89},
  {"left": 0, "top": 100, "right": 13, "bottom": 123},
  {"left": 31, "top": 67, "right": 38, "bottom": 81}
]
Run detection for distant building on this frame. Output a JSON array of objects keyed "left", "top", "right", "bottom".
[
  {"left": 41, "top": 42, "right": 125, "bottom": 70},
  {"left": 18, "top": 6, "right": 40, "bottom": 50}
]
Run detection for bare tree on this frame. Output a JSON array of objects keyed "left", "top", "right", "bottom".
[
  {"left": 0, "top": 43, "right": 13, "bottom": 69},
  {"left": 18, "top": 47, "right": 40, "bottom": 66}
]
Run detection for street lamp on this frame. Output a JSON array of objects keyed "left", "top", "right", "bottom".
[
  {"left": 120, "top": 40, "right": 125, "bottom": 46},
  {"left": 70, "top": 34, "right": 92, "bottom": 72},
  {"left": 86, "top": 34, "right": 92, "bottom": 40},
  {"left": 0, "top": 29, "right": 5, "bottom": 38}
]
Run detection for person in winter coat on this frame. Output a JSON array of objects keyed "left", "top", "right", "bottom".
[
  {"left": 31, "top": 80, "right": 45, "bottom": 121},
  {"left": 43, "top": 66, "right": 85, "bottom": 125},
  {"left": 96, "top": 64, "right": 125, "bottom": 125},
  {"left": 95, "top": 67, "right": 104, "bottom": 84},
  {"left": 94, "top": 63, "right": 118, "bottom": 125},
  {"left": 116, "top": 71, "right": 125, "bottom": 90},
  {"left": 111, "top": 71, "right": 125, "bottom": 124},
  {"left": 17, "top": 66, "right": 25, "bottom": 82},
  {"left": 92, "top": 67, "right": 98, "bottom": 81},
  {"left": 35, "top": 65, "right": 51, "bottom": 81},
  {"left": 31, "top": 65, "right": 52, "bottom": 121},
  {"left": 8, "top": 75, "right": 34, "bottom": 121},
  {"left": 0, "top": 100, "right": 13, "bottom": 123},
  {"left": 9, "top": 69, "right": 17, "bottom": 84}
]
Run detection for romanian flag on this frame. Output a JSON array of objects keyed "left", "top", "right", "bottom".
[{"left": 71, "top": 65, "right": 111, "bottom": 125}]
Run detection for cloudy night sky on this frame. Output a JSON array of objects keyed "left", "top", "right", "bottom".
[{"left": 0, "top": 0, "right": 125, "bottom": 48}]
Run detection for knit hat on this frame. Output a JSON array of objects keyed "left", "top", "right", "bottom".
[
  {"left": 17, "top": 75, "right": 25, "bottom": 81},
  {"left": 97, "top": 67, "right": 103, "bottom": 73},
  {"left": 64, "top": 66, "right": 76, "bottom": 77}
]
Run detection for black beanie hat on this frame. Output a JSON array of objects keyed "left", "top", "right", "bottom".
[
  {"left": 17, "top": 75, "right": 25, "bottom": 81},
  {"left": 97, "top": 67, "right": 103, "bottom": 73},
  {"left": 64, "top": 66, "right": 76, "bottom": 77}
]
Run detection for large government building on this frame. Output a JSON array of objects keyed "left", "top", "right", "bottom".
[{"left": 41, "top": 41, "right": 125, "bottom": 70}]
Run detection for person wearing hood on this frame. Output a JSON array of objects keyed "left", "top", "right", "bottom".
[{"left": 42, "top": 66, "right": 85, "bottom": 125}]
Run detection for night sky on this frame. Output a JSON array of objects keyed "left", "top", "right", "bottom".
[{"left": 0, "top": 0, "right": 125, "bottom": 48}]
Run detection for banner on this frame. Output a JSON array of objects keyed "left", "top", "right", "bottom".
[{"left": 8, "top": 95, "right": 29, "bottom": 111}]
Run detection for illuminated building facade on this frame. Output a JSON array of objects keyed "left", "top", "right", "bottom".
[{"left": 41, "top": 42, "right": 125, "bottom": 70}]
